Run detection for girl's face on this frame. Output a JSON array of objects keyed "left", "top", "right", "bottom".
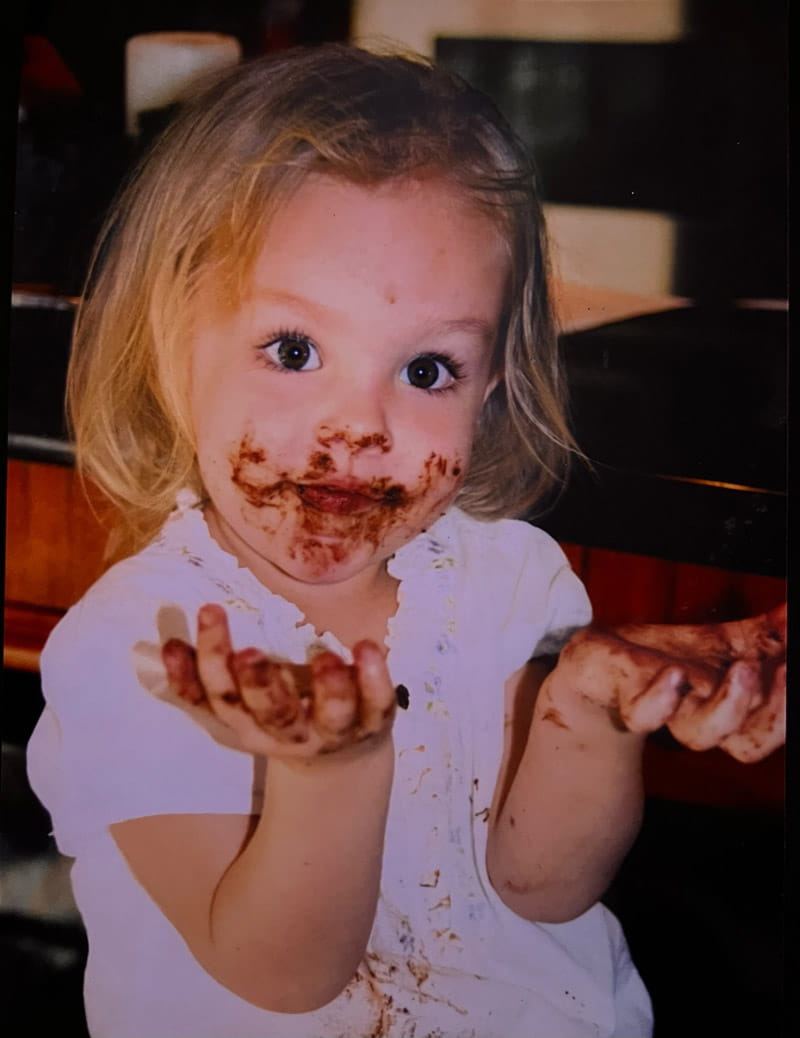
[{"left": 190, "top": 174, "right": 508, "bottom": 593}]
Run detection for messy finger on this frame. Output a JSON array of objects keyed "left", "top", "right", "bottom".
[
  {"left": 159, "top": 636, "right": 250, "bottom": 754},
  {"left": 162, "top": 638, "right": 206, "bottom": 705},
  {"left": 558, "top": 627, "right": 718, "bottom": 710},
  {"left": 723, "top": 602, "right": 787, "bottom": 661},
  {"left": 620, "top": 665, "right": 685, "bottom": 733},
  {"left": 310, "top": 652, "right": 359, "bottom": 739},
  {"left": 195, "top": 603, "right": 238, "bottom": 705},
  {"left": 720, "top": 663, "right": 786, "bottom": 763},
  {"left": 232, "top": 650, "right": 309, "bottom": 742},
  {"left": 353, "top": 640, "right": 396, "bottom": 736},
  {"left": 668, "top": 660, "right": 759, "bottom": 751},
  {"left": 610, "top": 620, "right": 734, "bottom": 665}
]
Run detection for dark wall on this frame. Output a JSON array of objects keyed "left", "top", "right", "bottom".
[
  {"left": 438, "top": 0, "right": 787, "bottom": 301},
  {"left": 20, "top": 1, "right": 351, "bottom": 127},
  {"left": 13, "top": 1, "right": 351, "bottom": 292}
]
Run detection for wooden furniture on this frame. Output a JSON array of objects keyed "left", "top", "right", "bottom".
[{"left": 4, "top": 458, "right": 109, "bottom": 670}]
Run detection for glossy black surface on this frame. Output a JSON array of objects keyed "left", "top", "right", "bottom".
[
  {"left": 8, "top": 303, "right": 74, "bottom": 463},
  {"left": 538, "top": 307, "right": 787, "bottom": 576},
  {"left": 560, "top": 306, "right": 786, "bottom": 492}
]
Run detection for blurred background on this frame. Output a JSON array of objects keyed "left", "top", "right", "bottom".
[{"left": 5, "top": 2, "right": 788, "bottom": 1036}]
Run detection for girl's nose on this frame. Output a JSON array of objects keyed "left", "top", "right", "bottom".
[{"left": 315, "top": 388, "right": 392, "bottom": 456}]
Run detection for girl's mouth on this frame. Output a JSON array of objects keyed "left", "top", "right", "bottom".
[{"left": 296, "top": 484, "right": 378, "bottom": 516}]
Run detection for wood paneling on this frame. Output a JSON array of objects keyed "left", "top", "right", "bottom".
[
  {"left": 3, "top": 602, "right": 64, "bottom": 672},
  {"left": 5, "top": 458, "right": 110, "bottom": 611},
  {"left": 563, "top": 543, "right": 786, "bottom": 626},
  {"left": 669, "top": 562, "right": 787, "bottom": 624},
  {"left": 583, "top": 548, "right": 677, "bottom": 625},
  {"left": 5, "top": 459, "right": 111, "bottom": 669}
]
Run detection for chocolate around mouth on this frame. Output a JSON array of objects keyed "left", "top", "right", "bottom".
[
  {"left": 296, "top": 481, "right": 408, "bottom": 512},
  {"left": 230, "top": 432, "right": 451, "bottom": 518}
]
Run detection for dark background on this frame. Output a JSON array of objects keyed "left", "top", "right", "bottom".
[
  {"left": 6, "top": 3, "right": 790, "bottom": 1037},
  {"left": 12, "top": 0, "right": 788, "bottom": 300},
  {"left": 439, "top": 1, "right": 787, "bottom": 302}
]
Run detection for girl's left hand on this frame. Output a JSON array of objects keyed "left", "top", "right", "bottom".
[{"left": 546, "top": 604, "right": 786, "bottom": 762}]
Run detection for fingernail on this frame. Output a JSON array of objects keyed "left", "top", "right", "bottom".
[
  {"left": 353, "top": 639, "right": 382, "bottom": 663},
  {"left": 162, "top": 639, "right": 189, "bottom": 675},
  {"left": 395, "top": 684, "right": 410, "bottom": 710},
  {"left": 198, "top": 603, "right": 222, "bottom": 629},
  {"left": 162, "top": 639, "right": 182, "bottom": 663}
]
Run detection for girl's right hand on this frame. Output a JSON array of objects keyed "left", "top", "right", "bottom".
[{"left": 161, "top": 603, "right": 397, "bottom": 761}]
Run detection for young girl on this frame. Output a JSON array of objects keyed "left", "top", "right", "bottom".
[{"left": 27, "top": 44, "right": 785, "bottom": 1038}]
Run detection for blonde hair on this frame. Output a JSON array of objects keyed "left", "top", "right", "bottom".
[{"left": 68, "top": 43, "right": 577, "bottom": 560}]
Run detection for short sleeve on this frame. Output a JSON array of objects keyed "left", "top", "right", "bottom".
[
  {"left": 529, "top": 554, "right": 593, "bottom": 658},
  {"left": 477, "top": 518, "right": 592, "bottom": 677},
  {"left": 27, "top": 582, "right": 257, "bottom": 858}
]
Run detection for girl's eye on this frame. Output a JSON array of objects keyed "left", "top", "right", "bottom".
[
  {"left": 402, "top": 354, "right": 463, "bottom": 392},
  {"left": 261, "top": 334, "right": 321, "bottom": 372}
]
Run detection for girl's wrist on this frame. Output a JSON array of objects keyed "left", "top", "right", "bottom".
[
  {"left": 535, "top": 670, "right": 647, "bottom": 747},
  {"left": 268, "top": 729, "right": 396, "bottom": 778}
]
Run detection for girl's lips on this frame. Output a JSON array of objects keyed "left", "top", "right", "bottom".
[{"left": 296, "top": 484, "right": 378, "bottom": 516}]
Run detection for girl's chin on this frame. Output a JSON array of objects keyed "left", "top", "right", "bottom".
[{"left": 257, "top": 534, "right": 390, "bottom": 587}]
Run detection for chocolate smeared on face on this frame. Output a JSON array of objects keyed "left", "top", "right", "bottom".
[
  {"left": 230, "top": 431, "right": 290, "bottom": 509},
  {"left": 227, "top": 431, "right": 464, "bottom": 577},
  {"left": 317, "top": 429, "right": 391, "bottom": 454},
  {"left": 302, "top": 451, "right": 334, "bottom": 480}
]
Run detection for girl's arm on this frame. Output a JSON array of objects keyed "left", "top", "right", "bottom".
[
  {"left": 112, "top": 605, "right": 397, "bottom": 1013},
  {"left": 487, "top": 657, "right": 645, "bottom": 923},
  {"left": 487, "top": 605, "right": 786, "bottom": 924}
]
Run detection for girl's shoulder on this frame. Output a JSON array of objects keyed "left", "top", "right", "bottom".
[
  {"left": 415, "top": 508, "right": 573, "bottom": 582},
  {"left": 42, "top": 499, "right": 261, "bottom": 669},
  {"left": 41, "top": 495, "right": 324, "bottom": 689},
  {"left": 31, "top": 505, "right": 259, "bottom": 851},
  {"left": 427, "top": 509, "right": 591, "bottom": 664}
]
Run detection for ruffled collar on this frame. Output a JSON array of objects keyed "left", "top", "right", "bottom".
[{"left": 155, "top": 491, "right": 460, "bottom": 674}]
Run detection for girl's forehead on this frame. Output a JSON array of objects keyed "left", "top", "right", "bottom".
[
  {"left": 206, "top": 170, "right": 512, "bottom": 316},
  {"left": 267, "top": 176, "right": 504, "bottom": 274}
]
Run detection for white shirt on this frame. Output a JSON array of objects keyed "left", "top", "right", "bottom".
[{"left": 28, "top": 497, "right": 652, "bottom": 1038}]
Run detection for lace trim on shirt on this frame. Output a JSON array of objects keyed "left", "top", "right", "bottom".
[{"left": 153, "top": 491, "right": 460, "bottom": 672}]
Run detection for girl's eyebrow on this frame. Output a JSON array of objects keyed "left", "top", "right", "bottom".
[
  {"left": 425, "top": 317, "right": 496, "bottom": 347},
  {"left": 247, "top": 287, "right": 327, "bottom": 317},
  {"left": 250, "top": 288, "right": 495, "bottom": 347}
]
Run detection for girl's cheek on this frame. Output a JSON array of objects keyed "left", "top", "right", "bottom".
[
  {"left": 227, "top": 433, "right": 291, "bottom": 510},
  {"left": 414, "top": 452, "right": 464, "bottom": 504}
]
